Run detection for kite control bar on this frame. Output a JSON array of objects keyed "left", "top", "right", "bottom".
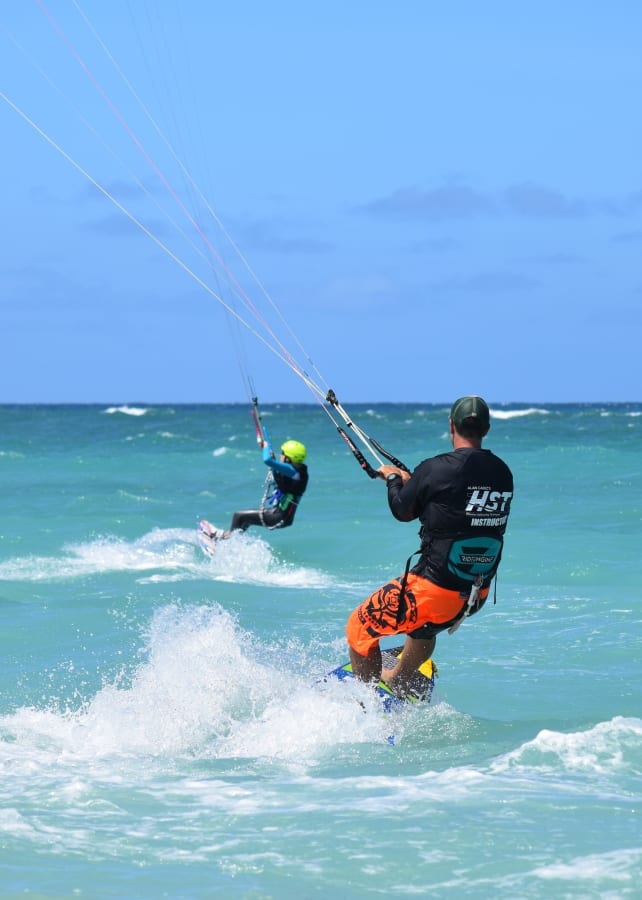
[
  {"left": 363, "top": 433, "right": 410, "bottom": 473},
  {"left": 336, "top": 427, "right": 380, "bottom": 479},
  {"left": 326, "top": 388, "right": 410, "bottom": 478}
]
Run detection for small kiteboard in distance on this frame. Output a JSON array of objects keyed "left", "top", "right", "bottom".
[
  {"left": 197, "top": 519, "right": 225, "bottom": 557},
  {"left": 323, "top": 645, "right": 438, "bottom": 713}
]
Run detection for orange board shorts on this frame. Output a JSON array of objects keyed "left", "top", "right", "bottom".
[{"left": 345, "top": 572, "right": 489, "bottom": 657}]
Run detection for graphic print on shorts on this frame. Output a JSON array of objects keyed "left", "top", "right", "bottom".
[{"left": 360, "top": 579, "right": 418, "bottom": 635}]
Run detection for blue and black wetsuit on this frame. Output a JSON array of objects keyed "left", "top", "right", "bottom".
[{"left": 229, "top": 441, "right": 309, "bottom": 532}]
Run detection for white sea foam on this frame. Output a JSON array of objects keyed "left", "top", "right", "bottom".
[
  {"left": 103, "top": 405, "right": 149, "bottom": 416},
  {"left": 0, "top": 604, "right": 392, "bottom": 768},
  {"left": 490, "top": 407, "right": 550, "bottom": 419},
  {"left": 0, "top": 527, "right": 336, "bottom": 590},
  {"left": 531, "top": 847, "right": 642, "bottom": 883},
  {"left": 5, "top": 603, "right": 636, "bottom": 788},
  {"left": 492, "top": 716, "right": 642, "bottom": 775}
]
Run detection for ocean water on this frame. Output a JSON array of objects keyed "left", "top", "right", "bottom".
[{"left": 1, "top": 402, "right": 641, "bottom": 899}]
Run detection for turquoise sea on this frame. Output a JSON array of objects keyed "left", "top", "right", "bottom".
[{"left": 1, "top": 402, "right": 641, "bottom": 898}]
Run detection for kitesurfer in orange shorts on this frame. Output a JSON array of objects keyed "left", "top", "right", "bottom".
[{"left": 346, "top": 396, "right": 514, "bottom": 695}]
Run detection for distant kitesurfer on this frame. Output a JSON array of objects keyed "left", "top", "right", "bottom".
[
  {"left": 345, "top": 396, "right": 514, "bottom": 696},
  {"left": 203, "top": 437, "right": 309, "bottom": 541}
]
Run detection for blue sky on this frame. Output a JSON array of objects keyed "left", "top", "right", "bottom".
[{"left": 1, "top": 1, "right": 641, "bottom": 404}]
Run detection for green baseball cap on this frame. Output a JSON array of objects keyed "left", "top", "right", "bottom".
[{"left": 450, "top": 395, "right": 490, "bottom": 429}]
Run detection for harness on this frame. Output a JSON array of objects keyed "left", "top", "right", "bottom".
[
  {"left": 258, "top": 471, "right": 302, "bottom": 529},
  {"left": 396, "top": 540, "right": 498, "bottom": 637},
  {"left": 446, "top": 535, "right": 503, "bottom": 582}
]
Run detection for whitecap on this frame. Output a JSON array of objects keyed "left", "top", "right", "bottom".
[
  {"left": 103, "top": 405, "right": 148, "bottom": 416},
  {"left": 490, "top": 407, "right": 550, "bottom": 420}
]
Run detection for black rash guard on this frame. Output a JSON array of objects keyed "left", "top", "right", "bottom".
[{"left": 387, "top": 447, "right": 514, "bottom": 591}]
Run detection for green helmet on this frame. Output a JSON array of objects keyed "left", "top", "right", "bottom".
[{"left": 281, "top": 440, "right": 307, "bottom": 463}]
